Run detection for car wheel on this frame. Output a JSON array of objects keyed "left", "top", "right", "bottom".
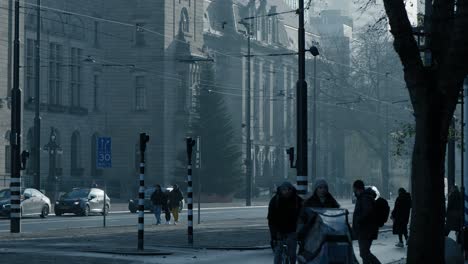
[
  {"left": 82, "top": 205, "right": 90, "bottom": 216},
  {"left": 101, "top": 205, "right": 109, "bottom": 216},
  {"left": 40, "top": 205, "right": 49, "bottom": 218}
]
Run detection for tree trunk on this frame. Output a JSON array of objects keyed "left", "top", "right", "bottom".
[{"left": 407, "top": 86, "right": 451, "bottom": 264}]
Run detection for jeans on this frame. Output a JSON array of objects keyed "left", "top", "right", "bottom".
[
  {"left": 274, "top": 232, "right": 297, "bottom": 264},
  {"left": 358, "top": 240, "right": 381, "bottom": 264},
  {"left": 153, "top": 205, "right": 162, "bottom": 224}
]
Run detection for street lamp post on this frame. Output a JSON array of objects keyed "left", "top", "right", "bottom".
[
  {"left": 43, "top": 127, "right": 61, "bottom": 201},
  {"left": 310, "top": 46, "right": 319, "bottom": 186}
]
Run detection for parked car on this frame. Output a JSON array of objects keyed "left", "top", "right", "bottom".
[
  {"left": 55, "top": 187, "right": 110, "bottom": 216},
  {"left": 352, "top": 185, "right": 380, "bottom": 204},
  {"left": 0, "top": 188, "right": 51, "bottom": 218},
  {"left": 128, "top": 187, "right": 184, "bottom": 213}
]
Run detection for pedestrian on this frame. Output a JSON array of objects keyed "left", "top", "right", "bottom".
[
  {"left": 391, "top": 188, "right": 411, "bottom": 247},
  {"left": 168, "top": 184, "right": 183, "bottom": 225},
  {"left": 150, "top": 184, "right": 166, "bottom": 225},
  {"left": 163, "top": 187, "right": 171, "bottom": 224},
  {"left": 303, "top": 179, "right": 340, "bottom": 208},
  {"left": 445, "top": 185, "right": 462, "bottom": 240},
  {"left": 352, "top": 180, "right": 381, "bottom": 264},
  {"left": 268, "top": 182, "right": 303, "bottom": 264}
]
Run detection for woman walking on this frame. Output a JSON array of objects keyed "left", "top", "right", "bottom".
[{"left": 391, "top": 188, "right": 412, "bottom": 247}]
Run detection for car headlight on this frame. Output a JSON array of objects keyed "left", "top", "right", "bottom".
[
  {"left": 3, "top": 204, "right": 10, "bottom": 208},
  {"left": 74, "top": 201, "right": 80, "bottom": 205}
]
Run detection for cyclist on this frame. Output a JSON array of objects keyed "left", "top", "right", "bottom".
[{"left": 268, "top": 182, "right": 303, "bottom": 264}]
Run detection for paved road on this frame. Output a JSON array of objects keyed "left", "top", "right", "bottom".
[{"left": 0, "top": 200, "right": 363, "bottom": 234}]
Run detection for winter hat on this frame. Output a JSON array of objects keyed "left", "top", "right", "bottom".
[{"left": 314, "top": 179, "right": 328, "bottom": 192}]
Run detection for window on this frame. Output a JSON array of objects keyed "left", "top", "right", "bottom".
[
  {"left": 135, "top": 23, "right": 146, "bottom": 47},
  {"left": 94, "top": 21, "right": 99, "bottom": 47},
  {"left": 71, "top": 131, "right": 81, "bottom": 176},
  {"left": 180, "top": 8, "right": 189, "bottom": 33},
  {"left": 70, "top": 47, "right": 82, "bottom": 107},
  {"left": 93, "top": 75, "right": 99, "bottom": 111},
  {"left": 49, "top": 43, "right": 62, "bottom": 105},
  {"left": 135, "top": 76, "right": 146, "bottom": 111},
  {"left": 26, "top": 39, "right": 35, "bottom": 100}
]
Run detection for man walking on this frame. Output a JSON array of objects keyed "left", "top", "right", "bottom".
[
  {"left": 150, "top": 185, "right": 166, "bottom": 225},
  {"left": 353, "top": 180, "right": 381, "bottom": 264},
  {"left": 268, "top": 182, "right": 303, "bottom": 264},
  {"left": 168, "top": 184, "right": 183, "bottom": 224}
]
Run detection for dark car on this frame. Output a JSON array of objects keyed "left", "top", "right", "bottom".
[
  {"left": 55, "top": 188, "right": 110, "bottom": 216},
  {"left": 0, "top": 188, "right": 51, "bottom": 218},
  {"left": 128, "top": 187, "right": 184, "bottom": 213}
]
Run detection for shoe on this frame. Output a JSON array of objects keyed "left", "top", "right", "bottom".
[
  {"left": 395, "top": 242, "right": 404, "bottom": 248},
  {"left": 166, "top": 221, "right": 170, "bottom": 225},
  {"left": 174, "top": 221, "right": 177, "bottom": 225}
]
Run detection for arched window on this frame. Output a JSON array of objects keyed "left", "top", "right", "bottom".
[
  {"left": 180, "top": 8, "right": 190, "bottom": 33},
  {"left": 68, "top": 16, "right": 85, "bottom": 40},
  {"left": 46, "top": 12, "right": 65, "bottom": 36},
  {"left": 71, "top": 131, "right": 82, "bottom": 177}
]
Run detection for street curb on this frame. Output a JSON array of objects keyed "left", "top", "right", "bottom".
[
  {"left": 83, "top": 249, "right": 173, "bottom": 256},
  {"left": 153, "top": 245, "right": 271, "bottom": 251}
]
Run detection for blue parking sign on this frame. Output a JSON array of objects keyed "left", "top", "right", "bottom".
[{"left": 97, "top": 137, "right": 112, "bottom": 168}]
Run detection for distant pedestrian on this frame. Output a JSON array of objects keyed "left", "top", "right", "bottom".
[
  {"left": 352, "top": 180, "right": 381, "bottom": 264},
  {"left": 391, "top": 188, "right": 411, "bottom": 247},
  {"left": 303, "top": 179, "right": 340, "bottom": 208},
  {"left": 163, "top": 188, "right": 171, "bottom": 224},
  {"left": 168, "top": 184, "right": 183, "bottom": 225},
  {"left": 150, "top": 184, "right": 166, "bottom": 225},
  {"left": 446, "top": 185, "right": 462, "bottom": 240},
  {"left": 268, "top": 182, "right": 303, "bottom": 264}
]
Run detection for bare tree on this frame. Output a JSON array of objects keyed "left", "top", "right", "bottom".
[{"left": 357, "top": 0, "right": 468, "bottom": 262}]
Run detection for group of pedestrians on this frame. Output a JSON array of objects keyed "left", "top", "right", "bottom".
[
  {"left": 267, "top": 179, "right": 414, "bottom": 264},
  {"left": 150, "top": 184, "right": 184, "bottom": 225}
]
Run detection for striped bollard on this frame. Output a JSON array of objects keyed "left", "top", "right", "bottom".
[
  {"left": 186, "top": 137, "right": 196, "bottom": 245},
  {"left": 138, "top": 133, "right": 149, "bottom": 251}
]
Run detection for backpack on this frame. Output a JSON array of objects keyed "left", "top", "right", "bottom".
[{"left": 374, "top": 197, "right": 390, "bottom": 227}]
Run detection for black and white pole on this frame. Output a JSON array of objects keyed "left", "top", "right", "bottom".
[
  {"left": 196, "top": 136, "right": 201, "bottom": 224},
  {"left": 186, "top": 137, "right": 196, "bottom": 245},
  {"left": 10, "top": 0, "right": 21, "bottom": 233},
  {"left": 137, "top": 133, "right": 149, "bottom": 251}
]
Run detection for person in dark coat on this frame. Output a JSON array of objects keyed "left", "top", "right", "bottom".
[
  {"left": 168, "top": 184, "right": 184, "bottom": 225},
  {"left": 353, "top": 180, "right": 381, "bottom": 264},
  {"left": 150, "top": 184, "right": 166, "bottom": 225},
  {"left": 391, "top": 188, "right": 411, "bottom": 247},
  {"left": 268, "top": 182, "right": 303, "bottom": 264},
  {"left": 303, "top": 179, "right": 340, "bottom": 208},
  {"left": 163, "top": 188, "right": 171, "bottom": 224},
  {"left": 445, "top": 185, "right": 462, "bottom": 238}
]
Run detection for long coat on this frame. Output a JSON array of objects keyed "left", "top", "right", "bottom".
[
  {"left": 353, "top": 188, "right": 378, "bottom": 240},
  {"left": 391, "top": 192, "right": 411, "bottom": 235},
  {"left": 446, "top": 189, "right": 462, "bottom": 231}
]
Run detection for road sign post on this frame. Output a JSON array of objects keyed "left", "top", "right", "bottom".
[{"left": 97, "top": 137, "right": 112, "bottom": 169}]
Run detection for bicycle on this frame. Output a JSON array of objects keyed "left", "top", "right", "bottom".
[{"left": 274, "top": 234, "right": 291, "bottom": 264}]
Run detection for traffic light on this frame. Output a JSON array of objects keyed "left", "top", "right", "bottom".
[
  {"left": 286, "top": 147, "right": 295, "bottom": 168},
  {"left": 139, "top": 133, "right": 149, "bottom": 152}
]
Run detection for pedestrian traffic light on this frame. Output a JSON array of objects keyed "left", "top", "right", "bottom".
[
  {"left": 20, "top": 150, "right": 29, "bottom": 170},
  {"left": 286, "top": 147, "right": 295, "bottom": 168},
  {"left": 139, "top": 133, "right": 149, "bottom": 152},
  {"left": 186, "top": 137, "right": 196, "bottom": 163}
]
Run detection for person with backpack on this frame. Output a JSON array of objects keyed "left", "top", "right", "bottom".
[
  {"left": 391, "top": 188, "right": 412, "bottom": 247},
  {"left": 268, "top": 182, "right": 303, "bottom": 264},
  {"left": 150, "top": 185, "right": 167, "bottom": 225},
  {"left": 352, "top": 180, "right": 382, "bottom": 264},
  {"left": 303, "top": 179, "right": 340, "bottom": 208}
]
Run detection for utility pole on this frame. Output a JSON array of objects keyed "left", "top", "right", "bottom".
[
  {"left": 10, "top": 0, "right": 21, "bottom": 233},
  {"left": 239, "top": 19, "right": 252, "bottom": 206},
  {"left": 34, "top": 0, "right": 41, "bottom": 190},
  {"left": 296, "top": 0, "right": 308, "bottom": 195}
]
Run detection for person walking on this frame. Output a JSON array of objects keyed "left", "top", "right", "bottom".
[
  {"left": 353, "top": 180, "right": 381, "bottom": 264},
  {"left": 303, "top": 179, "right": 340, "bottom": 208},
  {"left": 168, "top": 184, "right": 183, "bottom": 225},
  {"left": 391, "top": 188, "right": 411, "bottom": 247},
  {"left": 446, "top": 185, "right": 462, "bottom": 240},
  {"left": 163, "top": 187, "right": 171, "bottom": 224},
  {"left": 268, "top": 182, "right": 303, "bottom": 264},
  {"left": 150, "top": 184, "right": 166, "bottom": 225}
]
